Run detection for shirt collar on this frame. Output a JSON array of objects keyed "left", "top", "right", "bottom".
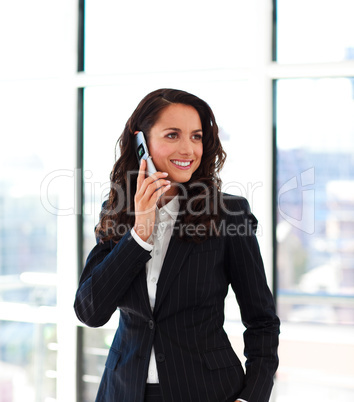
[{"left": 157, "top": 195, "right": 180, "bottom": 221}]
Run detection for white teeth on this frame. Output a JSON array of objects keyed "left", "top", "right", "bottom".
[{"left": 172, "top": 160, "right": 191, "bottom": 167}]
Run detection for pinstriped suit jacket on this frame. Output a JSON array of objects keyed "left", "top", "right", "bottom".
[{"left": 74, "top": 195, "right": 280, "bottom": 402}]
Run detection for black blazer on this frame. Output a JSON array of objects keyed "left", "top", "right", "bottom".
[{"left": 74, "top": 195, "right": 280, "bottom": 402}]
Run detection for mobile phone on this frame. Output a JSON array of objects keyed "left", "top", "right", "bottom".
[{"left": 134, "top": 131, "right": 157, "bottom": 176}]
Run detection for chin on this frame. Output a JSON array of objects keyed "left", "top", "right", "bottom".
[{"left": 171, "top": 173, "right": 193, "bottom": 183}]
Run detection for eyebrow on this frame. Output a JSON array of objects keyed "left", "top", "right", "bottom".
[{"left": 162, "top": 127, "right": 203, "bottom": 133}]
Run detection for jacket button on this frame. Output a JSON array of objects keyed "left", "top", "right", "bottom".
[
  {"left": 148, "top": 320, "right": 154, "bottom": 329},
  {"left": 156, "top": 353, "right": 165, "bottom": 362}
]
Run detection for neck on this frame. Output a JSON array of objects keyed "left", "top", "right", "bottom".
[{"left": 157, "top": 186, "right": 178, "bottom": 208}]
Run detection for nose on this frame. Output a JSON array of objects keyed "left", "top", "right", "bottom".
[{"left": 179, "top": 138, "right": 193, "bottom": 156}]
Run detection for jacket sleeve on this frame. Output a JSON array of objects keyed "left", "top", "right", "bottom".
[
  {"left": 74, "top": 231, "right": 152, "bottom": 327},
  {"left": 225, "top": 196, "right": 280, "bottom": 402}
]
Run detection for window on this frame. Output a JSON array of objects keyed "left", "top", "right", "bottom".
[
  {"left": 84, "top": 0, "right": 253, "bottom": 74},
  {"left": 80, "top": 1, "right": 271, "bottom": 399},
  {"left": 274, "top": 1, "right": 354, "bottom": 399},
  {"left": 2, "top": 1, "right": 353, "bottom": 401},
  {"left": 0, "top": 81, "right": 76, "bottom": 400},
  {"left": 276, "top": 0, "right": 354, "bottom": 63},
  {"left": 0, "top": 2, "right": 77, "bottom": 400},
  {"left": 276, "top": 77, "right": 354, "bottom": 324}
]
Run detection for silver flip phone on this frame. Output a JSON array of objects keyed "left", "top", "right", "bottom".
[{"left": 134, "top": 131, "right": 157, "bottom": 176}]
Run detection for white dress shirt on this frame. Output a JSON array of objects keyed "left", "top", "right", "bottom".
[
  {"left": 131, "top": 195, "right": 180, "bottom": 383},
  {"left": 131, "top": 196, "right": 248, "bottom": 402}
]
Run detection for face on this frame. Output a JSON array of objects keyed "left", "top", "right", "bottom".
[{"left": 147, "top": 103, "right": 203, "bottom": 193}]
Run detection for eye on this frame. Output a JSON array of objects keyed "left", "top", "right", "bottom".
[
  {"left": 166, "top": 132, "right": 178, "bottom": 139},
  {"left": 192, "top": 134, "right": 203, "bottom": 141}
]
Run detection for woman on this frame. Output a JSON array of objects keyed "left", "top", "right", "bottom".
[{"left": 74, "top": 88, "right": 280, "bottom": 402}]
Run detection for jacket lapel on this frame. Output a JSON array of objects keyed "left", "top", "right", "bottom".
[
  {"left": 153, "top": 232, "right": 194, "bottom": 314},
  {"left": 133, "top": 268, "right": 153, "bottom": 316}
]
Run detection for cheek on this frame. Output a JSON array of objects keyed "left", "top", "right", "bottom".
[{"left": 149, "top": 143, "right": 172, "bottom": 163}]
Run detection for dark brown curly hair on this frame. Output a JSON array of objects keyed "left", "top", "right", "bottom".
[{"left": 95, "top": 88, "right": 227, "bottom": 243}]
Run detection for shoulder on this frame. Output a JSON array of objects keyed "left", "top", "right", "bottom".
[
  {"left": 219, "top": 193, "right": 251, "bottom": 215},
  {"left": 219, "top": 193, "right": 258, "bottom": 229}
]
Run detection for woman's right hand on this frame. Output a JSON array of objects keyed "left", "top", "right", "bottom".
[{"left": 133, "top": 159, "right": 171, "bottom": 242}]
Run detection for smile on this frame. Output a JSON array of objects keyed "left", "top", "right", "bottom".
[{"left": 171, "top": 160, "right": 193, "bottom": 169}]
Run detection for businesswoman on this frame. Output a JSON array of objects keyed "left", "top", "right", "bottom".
[{"left": 74, "top": 88, "right": 280, "bottom": 402}]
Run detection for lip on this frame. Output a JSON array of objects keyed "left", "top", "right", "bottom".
[{"left": 170, "top": 159, "right": 194, "bottom": 170}]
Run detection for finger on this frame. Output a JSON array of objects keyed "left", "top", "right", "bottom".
[
  {"left": 153, "top": 183, "right": 172, "bottom": 201},
  {"left": 136, "top": 159, "right": 146, "bottom": 190},
  {"left": 140, "top": 179, "right": 171, "bottom": 201},
  {"left": 135, "top": 182, "right": 171, "bottom": 217},
  {"left": 147, "top": 170, "right": 168, "bottom": 183},
  {"left": 138, "top": 171, "right": 168, "bottom": 195}
]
